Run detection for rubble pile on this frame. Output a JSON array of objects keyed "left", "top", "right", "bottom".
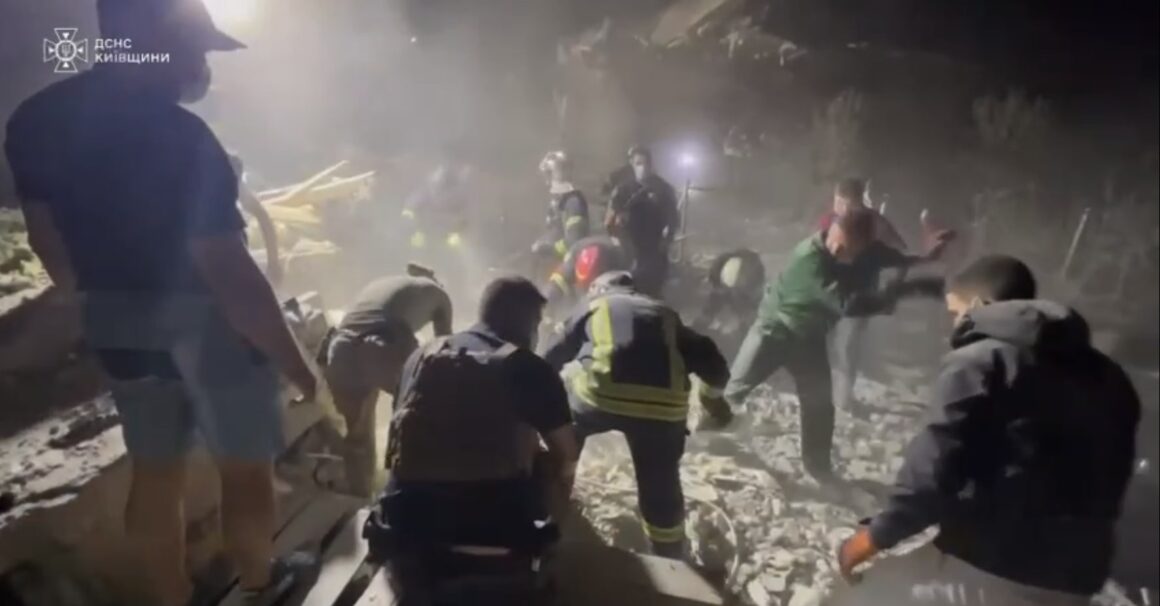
[
  {"left": 0, "top": 397, "right": 124, "bottom": 528},
  {"left": 574, "top": 376, "right": 1145, "bottom": 605}
]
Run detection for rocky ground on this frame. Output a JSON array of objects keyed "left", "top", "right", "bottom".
[{"left": 573, "top": 368, "right": 1155, "bottom": 606}]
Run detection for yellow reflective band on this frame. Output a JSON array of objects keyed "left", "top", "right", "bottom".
[
  {"left": 571, "top": 376, "right": 688, "bottom": 422},
  {"left": 589, "top": 298, "right": 614, "bottom": 375},
  {"left": 642, "top": 519, "right": 685, "bottom": 543},
  {"left": 564, "top": 216, "right": 584, "bottom": 229},
  {"left": 699, "top": 383, "right": 725, "bottom": 399},
  {"left": 401, "top": 208, "right": 416, "bottom": 220},
  {"left": 446, "top": 232, "right": 463, "bottom": 248},
  {"left": 549, "top": 272, "right": 568, "bottom": 293},
  {"left": 410, "top": 231, "right": 427, "bottom": 248},
  {"left": 554, "top": 239, "right": 568, "bottom": 256},
  {"left": 572, "top": 298, "right": 691, "bottom": 421}
]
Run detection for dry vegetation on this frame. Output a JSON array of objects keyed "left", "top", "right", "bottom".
[{"left": 0, "top": 210, "right": 45, "bottom": 300}]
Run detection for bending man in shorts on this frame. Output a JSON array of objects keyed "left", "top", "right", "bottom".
[{"left": 324, "top": 263, "right": 453, "bottom": 497}]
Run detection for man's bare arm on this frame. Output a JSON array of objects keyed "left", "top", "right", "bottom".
[
  {"left": 189, "top": 233, "right": 315, "bottom": 398},
  {"left": 238, "top": 187, "right": 283, "bottom": 287},
  {"left": 431, "top": 288, "right": 454, "bottom": 336}
]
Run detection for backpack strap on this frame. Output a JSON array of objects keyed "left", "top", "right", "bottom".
[{"left": 494, "top": 342, "right": 519, "bottom": 360}]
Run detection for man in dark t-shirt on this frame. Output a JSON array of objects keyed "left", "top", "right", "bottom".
[
  {"left": 4, "top": 1, "right": 319, "bottom": 604},
  {"left": 372, "top": 277, "right": 578, "bottom": 601},
  {"left": 605, "top": 146, "right": 680, "bottom": 298}
]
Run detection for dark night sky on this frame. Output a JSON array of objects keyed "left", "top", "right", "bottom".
[
  {"left": 3, "top": 0, "right": 1157, "bottom": 100},
  {"left": 755, "top": 0, "right": 1159, "bottom": 95}
]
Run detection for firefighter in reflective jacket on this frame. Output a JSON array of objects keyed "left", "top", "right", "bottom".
[
  {"left": 533, "top": 151, "right": 591, "bottom": 261},
  {"left": 541, "top": 271, "right": 732, "bottom": 558},
  {"left": 543, "top": 235, "right": 629, "bottom": 320},
  {"left": 400, "top": 162, "right": 472, "bottom": 252}
]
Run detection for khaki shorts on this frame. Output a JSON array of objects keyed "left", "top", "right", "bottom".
[{"left": 326, "top": 327, "right": 418, "bottom": 401}]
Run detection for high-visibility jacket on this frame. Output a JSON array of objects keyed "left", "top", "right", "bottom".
[
  {"left": 542, "top": 188, "right": 591, "bottom": 258},
  {"left": 545, "top": 236, "right": 629, "bottom": 316},
  {"left": 541, "top": 288, "right": 729, "bottom": 422}
]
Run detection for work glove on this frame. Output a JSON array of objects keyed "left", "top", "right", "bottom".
[
  {"left": 836, "top": 526, "right": 880, "bottom": 583},
  {"left": 696, "top": 391, "right": 734, "bottom": 431}
]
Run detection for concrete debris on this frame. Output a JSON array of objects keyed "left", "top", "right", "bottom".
[
  {"left": 745, "top": 578, "right": 775, "bottom": 606},
  {"left": 575, "top": 367, "right": 1150, "bottom": 605},
  {"left": 574, "top": 375, "right": 925, "bottom": 604}
]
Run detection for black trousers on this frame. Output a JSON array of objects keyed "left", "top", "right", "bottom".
[
  {"left": 632, "top": 251, "right": 670, "bottom": 299},
  {"left": 571, "top": 402, "right": 687, "bottom": 558}
]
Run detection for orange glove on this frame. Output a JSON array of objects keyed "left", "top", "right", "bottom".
[{"left": 837, "top": 527, "right": 880, "bottom": 583}]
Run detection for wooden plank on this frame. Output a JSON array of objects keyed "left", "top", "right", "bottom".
[
  {"left": 300, "top": 509, "right": 372, "bottom": 606},
  {"left": 216, "top": 493, "right": 362, "bottom": 606},
  {"left": 352, "top": 567, "right": 396, "bottom": 606}
]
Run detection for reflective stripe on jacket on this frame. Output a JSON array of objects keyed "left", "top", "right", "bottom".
[
  {"left": 570, "top": 295, "right": 688, "bottom": 421},
  {"left": 542, "top": 290, "right": 730, "bottom": 423}
]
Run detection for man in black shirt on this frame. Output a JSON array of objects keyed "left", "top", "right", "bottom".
[
  {"left": 604, "top": 146, "right": 680, "bottom": 298},
  {"left": 5, "top": 1, "right": 319, "bottom": 604},
  {"left": 371, "top": 276, "right": 578, "bottom": 602},
  {"left": 833, "top": 256, "right": 1140, "bottom": 605}
]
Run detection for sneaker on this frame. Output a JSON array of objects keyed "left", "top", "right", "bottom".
[{"left": 241, "top": 551, "right": 321, "bottom": 605}]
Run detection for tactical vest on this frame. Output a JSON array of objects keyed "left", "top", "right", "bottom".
[{"left": 385, "top": 337, "right": 538, "bottom": 483}]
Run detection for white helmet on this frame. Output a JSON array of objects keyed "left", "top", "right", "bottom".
[
  {"left": 588, "top": 270, "right": 635, "bottom": 297},
  {"left": 539, "top": 151, "right": 572, "bottom": 180}
]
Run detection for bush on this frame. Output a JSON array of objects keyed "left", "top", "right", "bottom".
[{"left": 0, "top": 209, "right": 46, "bottom": 296}]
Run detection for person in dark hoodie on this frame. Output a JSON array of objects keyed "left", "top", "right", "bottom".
[{"left": 831, "top": 255, "right": 1141, "bottom": 606}]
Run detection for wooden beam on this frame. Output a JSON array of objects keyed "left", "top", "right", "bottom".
[
  {"left": 300, "top": 509, "right": 372, "bottom": 606},
  {"left": 352, "top": 567, "right": 396, "bottom": 606},
  {"left": 216, "top": 493, "right": 362, "bottom": 606}
]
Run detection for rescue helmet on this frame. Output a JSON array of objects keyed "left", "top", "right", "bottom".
[
  {"left": 574, "top": 244, "right": 604, "bottom": 290},
  {"left": 588, "top": 270, "right": 635, "bottom": 296},
  {"left": 720, "top": 257, "right": 744, "bottom": 289},
  {"left": 627, "top": 144, "right": 652, "bottom": 162},
  {"left": 539, "top": 150, "right": 572, "bottom": 178}
]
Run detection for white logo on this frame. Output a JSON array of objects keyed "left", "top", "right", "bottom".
[
  {"left": 43, "top": 28, "right": 88, "bottom": 74},
  {"left": 42, "top": 29, "right": 170, "bottom": 74}
]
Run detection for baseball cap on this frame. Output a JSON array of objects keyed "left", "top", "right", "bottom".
[{"left": 98, "top": 0, "right": 245, "bottom": 53}]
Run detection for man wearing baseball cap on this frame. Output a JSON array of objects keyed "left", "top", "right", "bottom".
[{"left": 5, "top": 1, "right": 320, "bottom": 604}]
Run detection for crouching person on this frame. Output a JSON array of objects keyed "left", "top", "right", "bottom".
[
  {"left": 365, "top": 276, "right": 579, "bottom": 605},
  {"left": 831, "top": 255, "right": 1140, "bottom": 605},
  {"left": 323, "top": 263, "right": 452, "bottom": 497},
  {"left": 541, "top": 271, "right": 731, "bottom": 559}
]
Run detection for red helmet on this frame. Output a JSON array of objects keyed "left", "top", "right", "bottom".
[{"left": 574, "top": 245, "right": 602, "bottom": 289}]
